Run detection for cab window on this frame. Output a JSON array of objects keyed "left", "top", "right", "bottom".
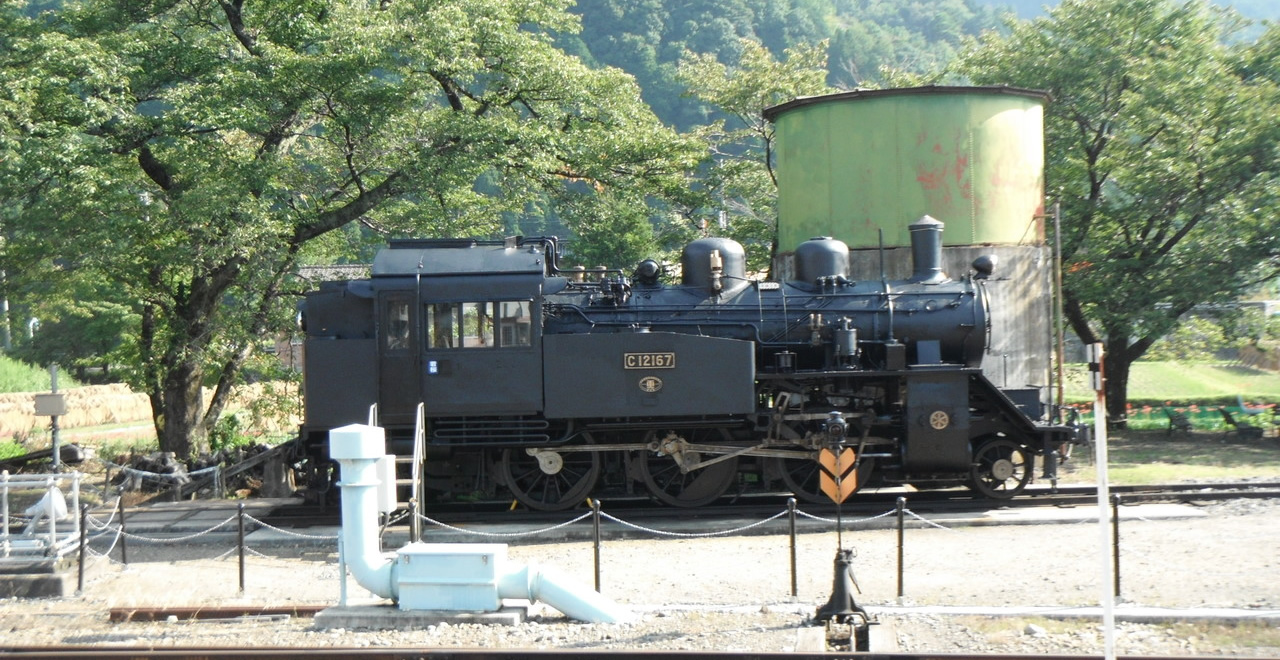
[
  {"left": 425, "top": 300, "right": 532, "bottom": 349},
  {"left": 384, "top": 299, "right": 411, "bottom": 352},
  {"left": 498, "top": 301, "right": 531, "bottom": 347},
  {"left": 426, "top": 303, "right": 455, "bottom": 349},
  {"left": 461, "top": 302, "right": 493, "bottom": 347}
]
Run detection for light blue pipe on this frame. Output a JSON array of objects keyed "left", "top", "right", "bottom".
[
  {"left": 329, "top": 424, "right": 398, "bottom": 600},
  {"left": 330, "top": 424, "right": 633, "bottom": 624}
]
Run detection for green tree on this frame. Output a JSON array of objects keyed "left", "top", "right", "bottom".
[
  {"left": 677, "top": 39, "right": 833, "bottom": 272},
  {"left": 13, "top": 282, "right": 135, "bottom": 382},
  {"left": 1, "top": 0, "right": 700, "bottom": 457},
  {"left": 567, "top": 0, "right": 829, "bottom": 129},
  {"left": 955, "top": 0, "right": 1280, "bottom": 421},
  {"left": 1142, "top": 316, "right": 1227, "bottom": 362}
]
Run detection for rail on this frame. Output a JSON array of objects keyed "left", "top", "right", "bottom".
[{"left": 0, "top": 649, "right": 1161, "bottom": 660}]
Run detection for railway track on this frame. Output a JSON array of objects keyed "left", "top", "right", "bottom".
[{"left": 0, "top": 650, "right": 1239, "bottom": 660}]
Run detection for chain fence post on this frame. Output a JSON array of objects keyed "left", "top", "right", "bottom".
[
  {"left": 1112, "top": 493, "right": 1121, "bottom": 599},
  {"left": 896, "top": 496, "right": 906, "bottom": 602},
  {"left": 787, "top": 497, "right": 798, "bottom": 599},
  {"left": 117, "top": 494, "right": 128, "bottom": 565},
  {"left": 77, "top": 504, "right": 88, "bottom": 595},
  {"left": 237, "top": 503, "right": 246, "bottom": 595},
  {"left": 592, "top": 499, "right": 602, "bottom": 593}
]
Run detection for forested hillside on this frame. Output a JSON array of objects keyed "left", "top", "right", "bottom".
[
  {"left": 560, "top": 0, "right": 1009, "bottom": 129},
  {"left": 978, "top": 0, "right": 1279, "bottom": 19},
  {"left": 26, "top": 0, "right": 1269, "bottom": 129},
  {"left": 561, "top": 0, "right": 1275, "bottom": 128}
]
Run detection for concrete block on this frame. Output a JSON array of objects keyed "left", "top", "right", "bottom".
[{"left": 313, "top": 604, "right": 527, "bottom": 630}]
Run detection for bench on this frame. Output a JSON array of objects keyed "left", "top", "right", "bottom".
[
  {"left": 1162, "top": 407, "right": 1193, "bottom": 435},
  {"left": 1218, "top": 407, "right": 1264, "bottom": 440}
]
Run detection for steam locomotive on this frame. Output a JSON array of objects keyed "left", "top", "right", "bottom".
[{"left": 298, "top": 216, "right": 1084, "bottom": 510}]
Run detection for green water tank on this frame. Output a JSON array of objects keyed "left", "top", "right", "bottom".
[{"left": 763, "top": 86, "right": 1048, "bottom": 251}]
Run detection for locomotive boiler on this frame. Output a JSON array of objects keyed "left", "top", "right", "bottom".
[{"left": 299, "top": 216, "right": 1083, "bottom": 510}]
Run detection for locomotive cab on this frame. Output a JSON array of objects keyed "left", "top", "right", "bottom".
[{"left": 371, "top": 239, "right": 548, "bottom": 422}]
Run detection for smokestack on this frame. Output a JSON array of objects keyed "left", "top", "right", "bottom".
[{"left": 908, "top": 215, "right": 948, "bottom": 284}]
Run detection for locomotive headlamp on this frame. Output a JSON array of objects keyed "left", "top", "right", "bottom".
[
  {"left": 971, "top": 254, "right": 998, "bottom": 279},
  {"left": 633, "top": 259, "right": 662, "bottom": 286}
]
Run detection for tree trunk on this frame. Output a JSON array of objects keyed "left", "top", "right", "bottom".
[
  {"left": 160, "top": 357, "right": 208, "bottom": 458},
  {"left": 142, "top": 265, "right": 243, "bottom": 459},
  {"left": 1103, "top": 337, "right": 1132, "bottom": 427}
]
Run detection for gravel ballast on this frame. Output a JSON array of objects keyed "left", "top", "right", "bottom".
[{"left": 2, "top": 498, "right": 1278, "bottom": 655}]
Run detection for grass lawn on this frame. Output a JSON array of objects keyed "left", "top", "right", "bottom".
[
  {"left": 1062, "top": 361, "right": 1280, "bottom": 405},
  {"left": 1060, "top": 429, "right": 1280, "bottom": 485}
]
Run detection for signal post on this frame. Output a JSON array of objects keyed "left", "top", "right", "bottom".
[{"left": 812, "top": 411, "right": 874, "bottom": 652}]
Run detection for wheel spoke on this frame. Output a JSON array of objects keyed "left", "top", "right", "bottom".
[
  {"left": 637, "top": 429, "right": 738, "bottom": 507},
  {"left": 501, "top": 438, "right": 600, "bottom": 511}
]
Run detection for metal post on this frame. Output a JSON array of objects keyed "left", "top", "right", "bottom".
[
  {"left": 71, "top": 473, "right": 81, "bottom": 540},
  {"left": 117, "top": 494, "right": 128, "bottom": 565},
  {"left": 50, "top": 365, "right": 60, "bottom": 471},
  {"left": 337, "top": 535, "right": 348, "bottom": 607},
  {"left": 409, "top": 497, "right": 420, "bottom": 543},
  {"left": 787, "top": 498, "right": 798, "bottom": 599},
  {"left": 592, "top": 500, "right": 602, "bottom": 593},
  {"left": 44, "top": 477, "right": 56, "bottom": 550},
  {"left": 1053, "top": 202, "right": 1067, "bottom": 421},
  {"left": 77, "top": 504, "right": 87, "bottom": 595},
  {"left": 237, "top": 503, "right": 246, "bottom": 595},
  {"left": 1, "top": 471, "right": 9, "bottom": 559},
  {"left": 1089, "top": 342, "right": 1116, "bottom": 660},
  {"left": 1112, "top": 493, "right": 1121, "bottom": 599},
  {"left": 896, "top": 496, "right": 906, "bottom": 601}
]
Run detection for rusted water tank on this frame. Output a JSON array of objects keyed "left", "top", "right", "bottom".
[{"left": 764, "top": 86, "right": 1054, "bottom": 404}]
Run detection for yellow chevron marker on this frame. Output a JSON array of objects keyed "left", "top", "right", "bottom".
[{"left": 818, "top": 448, "right": 858, "bottom": 503}]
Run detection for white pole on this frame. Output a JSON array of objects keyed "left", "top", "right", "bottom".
[
  {"left": 50, "top": 365, "right": 61, "bottom": 471},
  {"left": 1090, "top": 343, "right": 1115, "bottom": 660}
]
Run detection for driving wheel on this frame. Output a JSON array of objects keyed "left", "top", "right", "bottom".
[
  {"left": 501, "top": 435, "right": 600, "bottom": 511},
  {"left": 636, "top": 429, "right": 739, "bottom": 507}
]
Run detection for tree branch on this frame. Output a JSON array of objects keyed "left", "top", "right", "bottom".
[
  {"left": 293, "top": 172, "right": 404, "bottom": 243},
  {"left": 217, "top": 0, "right": 262, "bottom": 57},
  {"left": 138, "top": 146, "right": 175, "bottom": 191}
]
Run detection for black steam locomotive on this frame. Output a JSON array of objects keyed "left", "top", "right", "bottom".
[{"left": 299, "top": 216, "right": 1083, "bottom": 510}]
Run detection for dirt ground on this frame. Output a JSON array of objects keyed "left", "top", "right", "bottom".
[
  {"left": 1, "top": 496, "right": 1277, "bottom": 655},
  {"left": 4, "top": 428, "right": 1280, "bottom": 654}
]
